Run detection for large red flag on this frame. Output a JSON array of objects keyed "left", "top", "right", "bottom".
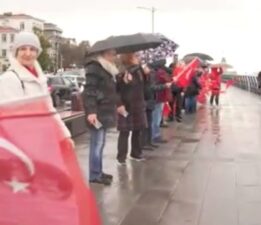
[
  {"left": 174, "top": 58, "right": 201, "bottom": 88},
  {"left": 0, "top": 95, "right": 101, "bottom": 225},
  {"left": 197, "top": 71, "right": 209, "bottom": 104}
]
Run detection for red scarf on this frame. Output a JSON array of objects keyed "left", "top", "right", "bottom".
[{"left": 24, "top": 66, "right": 38, "bottom": 77}]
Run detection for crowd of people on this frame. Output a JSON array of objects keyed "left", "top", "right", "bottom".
[
  {"left": 83, "top": 49, "right": 223, "bottom": 186},
  {"left": 0, "top": 31, "right": 226, "bottom": 225}
]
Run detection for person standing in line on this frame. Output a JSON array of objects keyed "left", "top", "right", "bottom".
[
  {"left": 210, "top": 67, "right": 223, "bottom": 107},
  {"left": 142, "top": 64, "right": 172, "bottom": 151},
  {"left": 83, "top": 49, "right": 126, "bottom": 185},
  {"left": 116, "top": 53, "right": 148, "bottom": 164},
  {"left": 151, "top": 61, "right": 172, "bottom": 143},
  {"left": 0, "top": 31, "right": 71, "bottom": 141},
  {"left": 257, "top": 71, "right": 261, "bottom": 91}
]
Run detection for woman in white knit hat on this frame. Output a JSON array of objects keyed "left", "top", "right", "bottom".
[
  {"left": 0, "top": 31, "right": 71, "bottom": 139},
  {"left": 0, "top": 32, "right": 103, "bottom": 224}
]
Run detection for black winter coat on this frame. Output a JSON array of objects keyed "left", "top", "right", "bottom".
[
  {"left": 116, "top": 65, "right": 147, "bottom": 131},
  {"left": 185, "top": 75, "right": 202, "bottom": 97},
  {"left": 83, "top": 60, "right": 120, "bottom": 128}
]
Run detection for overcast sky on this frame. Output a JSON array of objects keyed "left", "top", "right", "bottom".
[{"left": 1, "top": 0, "right": 261, "bottom": 73}]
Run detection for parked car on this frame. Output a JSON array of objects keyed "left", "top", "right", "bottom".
[
  {"left": 63, "top": 74, "right": 80, "bottom": 89},
  {"left": 47, "top": 75, "right": 79, "bottom": 107},
  {"left": 62, "top": 70, "right": 86, "bottom": 86}
]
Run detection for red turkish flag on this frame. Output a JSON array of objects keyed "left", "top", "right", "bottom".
[
  {"left": 0, "top": 95, "right": 101, "bottom": 225},
  {"left": 174, "top": 58, "right": 201, "bottom": 88},
  {"left": 162, "top": 102, "right": 171, "bottom": 117},
  {"left": 197, "top": 71, "right": 209, "bottom": 104},
  {"left": 225, "top": 79, "right": 235, "bottom": 89}
]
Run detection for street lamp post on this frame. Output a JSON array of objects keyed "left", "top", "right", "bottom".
[{"left": 137, "top": 6, "right": 156, "bottom": 33}]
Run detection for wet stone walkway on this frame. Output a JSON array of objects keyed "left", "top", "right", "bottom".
[{"left": 74, "top": 87, "right": 261, "bottom": 225}]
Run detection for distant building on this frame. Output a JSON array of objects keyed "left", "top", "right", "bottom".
[
  {"left": 61, "top": 37, "right": 77, "bottom": 46},
  {"left": 0, "top": 26, "right": 18, "bottom": 73},
  {"left": 44, "top": 23, "right": 63, "bottom": 70},
  {"left": 0, "top": 12, "right": 44, "bottom": 32},
  {"left": 0, "top": 12, "right": 45, "bottom": 73}
]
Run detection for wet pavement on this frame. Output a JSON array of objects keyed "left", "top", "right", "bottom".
[{"left": 74, "top": 87, "right": 261, "bottom": 225}]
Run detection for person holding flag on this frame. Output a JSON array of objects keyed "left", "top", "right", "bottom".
[
  {"left": 0, "top": 31, "right": 70, "bottom": 139},
  {"left": 0, "top": 31, "right": 101, "bottom": 225},
  {"left": 209, "top": 66, "right": 223, "bottom": 106}
]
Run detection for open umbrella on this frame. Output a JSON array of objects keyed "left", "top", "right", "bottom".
[
  {"left": 87, "top": 33, "right": 162, "bottom": 56},
  {"left": 183, "top": 56, "right": 203, "bottom": 65},
  {"left": 184, "top": 53, "right": 213, "bottom": 61},
  {"left": 139, "top": 33, "right": 179, "bottom": 63}
]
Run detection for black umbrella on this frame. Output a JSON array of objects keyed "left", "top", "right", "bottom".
[
  {"left": 87, "top": 33, "right": 162, "bottom": 55},
  {"left": 183, "top": 56, "right": 203, "bottom": 64},
  {"left": 184, "top": 53, "right": 213, "bottom": 61}
]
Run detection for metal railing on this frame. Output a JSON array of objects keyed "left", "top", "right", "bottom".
[{"left": 223, "top": 74, "right": 261, "bottom": 95}]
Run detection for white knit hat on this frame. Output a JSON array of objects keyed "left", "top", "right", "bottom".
[{"left": 12, "top": 31, "right": 42, "bottom": 56}]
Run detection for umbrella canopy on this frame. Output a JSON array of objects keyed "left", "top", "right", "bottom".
[
  {"left": 184, "top": 53, "right": 213, "bottom": 61},
  {"left": 139, "top": 33, "right": 179, "bottom": 63},
  {"left": 87, "top": 33, "right": 162, "bottom": 56},
  {"left": 183, "top": 56, "right": 205, "bottom": 65}
]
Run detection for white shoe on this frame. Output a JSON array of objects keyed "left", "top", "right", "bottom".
[
  {"left": 117, "top": 160, "right": 126, "bottom": 166},
  {"left": 130, "top": 156, "right": 146, "bottom": 162}
]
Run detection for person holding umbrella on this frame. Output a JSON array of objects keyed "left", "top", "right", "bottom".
[
  {"left": 116, "top": 53, "right": 148, "bottom": 164},
  {"left": 83, "top": 33, "right": 162, "bottom": 183},
  {"left": 83, "top": 49, "right": 127, "bottom": 185}
]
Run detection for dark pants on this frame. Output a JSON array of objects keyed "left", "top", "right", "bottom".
[
  {"left": 174, "top": 92, "right": 182, "bottom": 118},
  {"left": 210, "top": 94, "right": 219, "bottom": 105},
  {"left": 141, "top": 110, "right": 153, "bottom": 146},
  {"left": 170, "top": 92, "right": 183, "bottom": 118},
  {"left": 117, "top": 130, "right": 142, "bottom": 161}
]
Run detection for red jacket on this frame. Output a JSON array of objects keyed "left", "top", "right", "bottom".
[
  {"left": 210, "top": 67, "right": 222, "bottom": 94},
  {"left": 155, "top": 69, "right": 172, "bottom": 103}
]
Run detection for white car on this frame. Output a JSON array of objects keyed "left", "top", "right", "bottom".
[{"left": 62, "top": 74, "right": 80, "bottom": 89}]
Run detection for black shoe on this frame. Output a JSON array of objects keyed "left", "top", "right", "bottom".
[
  {"left": 149, "top": 143, "right": 159, "bottom": 148},
  {"left": 102, "top": 173, "right": 113, "bottom": 180},
  {"left": 168, "top": 116, "right": 174, "bottom": 122},
  {"left": 176, "top": 117, "right": 182, "bottom": 123},
  {"left": 143, "top": 145, "right": 155, "bottom": 151},
  {"left": 89, "top": 177, "right": 112, "bottom": 186},
  {"left": 160, "top": 123, "right": 169, "bottom": 128},
  {"left": 153, "top": 137, "right": 168, "bottom": 144}
]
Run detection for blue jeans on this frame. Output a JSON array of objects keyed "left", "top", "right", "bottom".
[
  {"left": 185, "top": 96, "right": 197, "bottom": 113},
  {"left": 151, "top": 103, "right": 164, "bottom": 140},
  {"left": 89, "top": 128, "right": 106, "bottom": 181}
]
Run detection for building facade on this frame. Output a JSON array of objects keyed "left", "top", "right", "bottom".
[
  {"left": 44, "top": 23, "right": 63, "bottom": 71},
  {"left": 0, "top": 13, "right": 44, "bottom": 32},
  {"left": 0, "top": 26, "right": 18, "bottom": 73}
]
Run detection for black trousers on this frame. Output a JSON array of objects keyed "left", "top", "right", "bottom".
[
  {"left": 210, "top": 94, "right": 219, "bottom": 105},
  {"left": 141, "top": 110, "right": 153, "bottom": 146},
  {"left": 169, "top": 92, "right": 182, "bottom": 119},
  {"left": 117, "top": 130, "right": 142, "bottom": 161}
]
